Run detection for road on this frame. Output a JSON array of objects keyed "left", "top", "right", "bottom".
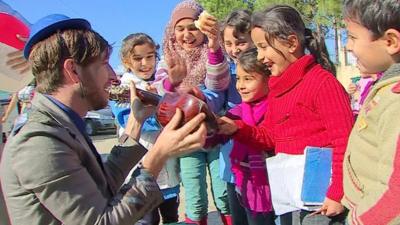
[{"left": 92, "top": 132, "right": 223, "bottom": 225}]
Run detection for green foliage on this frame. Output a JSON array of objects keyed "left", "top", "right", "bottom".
[
  {"left": 253, "top": 0, "right": 343, "bottom": 63},
  {"left": 195, "top": 0, "right": 343, "bottom": 63},
  {"left": 253, "top": 0, "right": 342, "bottom": 29},
  {"left": 196, "top": 0, "right": 253, "bottom": 20},
  {"left": 195, "top": 0, "right": 342, "bottom": 28}
]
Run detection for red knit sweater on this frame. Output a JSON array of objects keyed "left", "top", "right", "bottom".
[{"left": 233, "top": 55, "right": 354, "bottom": 202}]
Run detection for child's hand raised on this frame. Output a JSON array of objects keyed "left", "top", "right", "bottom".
[
  {"left": 217, "top": 116, "right": 238, "bottom": 135},
  {"left": 195, "top": 11, "right": 220, "bottom": 52},
  {"left": 165, "top": 48, "right": 187, "bottom": 86}
]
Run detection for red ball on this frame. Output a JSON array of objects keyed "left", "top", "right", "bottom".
[{"left": 156, "top": 92, "right": 218, "bottom": 136}]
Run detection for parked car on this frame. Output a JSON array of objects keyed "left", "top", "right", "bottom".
[{"left": 84, "top": 107, "right": 116, "bottom": 136}]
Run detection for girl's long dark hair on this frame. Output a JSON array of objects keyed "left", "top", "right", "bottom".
[
  {"left": 238, "top": 48, "right": 270, "bottom": 76},
  {"left": 252, "top": 5, "right": 336, "bottom": 75}
]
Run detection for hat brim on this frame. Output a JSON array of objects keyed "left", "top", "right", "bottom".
[{"left": 23, "top": 18, "right": 91, "bottom": 59}]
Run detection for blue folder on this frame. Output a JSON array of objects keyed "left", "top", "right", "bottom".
[{"left": 301, "top": 146, "right": 333, "bottom": 205}]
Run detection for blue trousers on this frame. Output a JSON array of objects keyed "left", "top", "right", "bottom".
[{"left": 180, "top": 147, "right": 229, "bottom": 221}]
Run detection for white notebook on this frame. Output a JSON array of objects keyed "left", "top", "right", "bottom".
[{"left": 266, "top": 152, "right": 316, "bottom": 215}]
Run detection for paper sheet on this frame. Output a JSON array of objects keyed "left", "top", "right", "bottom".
[{"left": 266, "top": 153, "right": 315, "bottom": 215}]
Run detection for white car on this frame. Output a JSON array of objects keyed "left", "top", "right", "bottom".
[{"left": 84, "top": 107, "right": 116, "bottom": 135}]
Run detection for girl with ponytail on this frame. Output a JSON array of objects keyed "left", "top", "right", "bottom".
[{"left": 219, "top": 4, "right": 353, "bottom": 225}]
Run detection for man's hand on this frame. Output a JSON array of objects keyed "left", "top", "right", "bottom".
[
  {"left": 124, "top": 81, "right": 156, "bottom": 140},
  {"left": 6, "top": 35, "right": 30, "bottom": 74},
  {"left": 217, "top": 116, "right": 238, "bottom": 135},
  {"left": 142, "top": 109, "right": 207, "bottom": 177},
  {"left": 154, "top": 108, "right": 207, "bottom": 157},
  {"left": 128, "top": 81, "right": 156, "bottom": 123}
]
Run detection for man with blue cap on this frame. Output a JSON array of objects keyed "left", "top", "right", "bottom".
[{"left": 0, "top": 14, "right": 207, "bottom": 225}]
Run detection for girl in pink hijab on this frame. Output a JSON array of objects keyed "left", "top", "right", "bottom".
[{"left": 153, "top": 1, "right": 231, "bottom": 225}]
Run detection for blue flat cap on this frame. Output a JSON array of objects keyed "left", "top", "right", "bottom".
[{"left": 24, "top": 14, "right": 91, "bottom": 59}]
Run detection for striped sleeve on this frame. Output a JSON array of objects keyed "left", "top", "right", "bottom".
[
  {"left": 205, "top": 60, "right": 230, "bottom": 92},
  {"left": 205, "top": 48, "right": 231, "bottom": 92}
]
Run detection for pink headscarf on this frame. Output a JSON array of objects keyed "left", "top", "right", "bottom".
[{"left": 163, "top": 0, "right": 208, "bottom": 89}]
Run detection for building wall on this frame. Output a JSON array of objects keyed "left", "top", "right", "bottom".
[
  {"left": 335, "top": 32, "right": 360, "bottom": 90},
  {"left": 337, "top": 58, "right": 360, "bottom": 90}
]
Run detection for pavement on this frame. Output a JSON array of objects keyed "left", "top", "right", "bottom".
[{"left": 92, "top": 132, "right": 223, "bottom": 225}]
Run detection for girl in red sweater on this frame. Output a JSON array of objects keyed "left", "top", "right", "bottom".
[{"left": 219, "top": 5, "right": 354, "bottom": 225}]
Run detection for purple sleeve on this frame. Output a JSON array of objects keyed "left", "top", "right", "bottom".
[
  {"left": 162, "top": 78, "right": 175, "bottom": 92},
  {"left": 208, "top": 48, "right": 224, "bottom": 65}
]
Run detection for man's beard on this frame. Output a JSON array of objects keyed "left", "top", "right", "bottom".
[{"left": 79, "top": 80, "right": 108, "bottom": 111}]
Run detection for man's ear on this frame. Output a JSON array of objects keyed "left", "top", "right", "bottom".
[
  {"left": 63, "top": 58, "right": 79, "bottom": 84},
  {"left": 383, "top": 28, "right": 400, "bottom": 55}
]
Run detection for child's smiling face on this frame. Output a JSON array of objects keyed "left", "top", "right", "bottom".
[
  {"left": 174, "top": 18, "right": 205, "bottom": 51},
  {"left": 345, "top": 19, "right": 394, "bottom": 74},
  {"left": 125, "top": 43, "right": 157, "bottom": 80},
  {"left": 223, "top": 26, "right": 253, "bottom": 63},
  {"left": 251, "top": 27, "right": 293, "bottom": 77},
  {"left": 236, "top": 64, "right": 269, "bottom": 103}
]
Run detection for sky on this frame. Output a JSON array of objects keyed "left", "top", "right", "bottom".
[
  {"left": 4, "top": 0, "right": 340, "bottom": 71},
  {"left": 4, "top": 0, "right": 182, "bottom": 72}
]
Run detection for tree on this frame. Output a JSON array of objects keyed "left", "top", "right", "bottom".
[
  {"left": 196, "top": 0, "right": 253, "bottom": 20},
  {"left": 195, "top": 0, "right": 343, "bottom": 65},
  {"left": 316, "top": 0, "right": 343, "bottom": 64},
  {"left": 253, "top": 0, "right": 343, "bottom": 64}
]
